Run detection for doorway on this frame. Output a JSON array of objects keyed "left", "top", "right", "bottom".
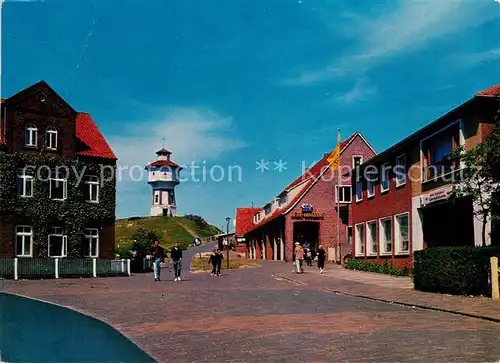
[
  {"left": 421, "top": 196, "right": 474, "bottom": 247},
  {"left": 293, "top": 221, "right": 320, "bottom": 253}
]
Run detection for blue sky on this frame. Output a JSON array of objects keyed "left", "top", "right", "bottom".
[{"left": 2, "top": 0, "right": 500, "bottom": 230}]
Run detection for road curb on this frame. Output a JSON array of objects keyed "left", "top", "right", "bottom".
[{"left": 273, "top": 273, "right": 500, "bottom": 324}]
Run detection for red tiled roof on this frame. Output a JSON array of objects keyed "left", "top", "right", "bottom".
[
  {"left": 156, "top": 148, "right": 172, "bottom": 154},
  {"left": 76, "top": 112, "right": 117, "bottom": 159},
  {"left": 235, "top": 207, "right": 260, "bottom": 235},
  {"left": 146, "top": 159, "right": 181, "bottom": 168},
  {"left": 476, "top": 85, "right": 500, "bottom": 97},
  {"left": 245, "top": 133, "right": 360, "bottom": 234}
]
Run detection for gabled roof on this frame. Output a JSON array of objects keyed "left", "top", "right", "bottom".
[
  {"left": 2, "top": 80, "right": 76, "bottom": 114},
  {"left": 1, "top": 82, "right": 117, "bottom": 160},
  {"left": 283, "top": 133, "right": 361, "bottom": 191},
  {"left": 245, "top": 132, "right": 371, "bottom": 234},
  {"left": 235, "top": 207, "right": 261, "bottom": 236},
  {"left": 156, "top": 148, "right": 172, "bottom": 155},
  {"left": 76, "top": 113, "right": 117, "bottom": 160}
]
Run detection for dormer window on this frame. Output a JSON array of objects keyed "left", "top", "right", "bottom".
[
  {"left": 25, "top": 124, "right": 38, "bottom": 147},
  {"left": 45, "top": 126, "right": 58, "bottom": 150}
]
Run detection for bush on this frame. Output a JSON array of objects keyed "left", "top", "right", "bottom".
[
  {"left": 127, "top": 216, "right": 142, "bottom": 221},
  {"left": 130, "top": 228, "right": 160, "bottom": 263},
  {"left": 413, "top": 246, "right": 500, "bottom": 296},
  {"left": 115, "top": 245, "right": 133, "bottom": 259},
  {"left": 345, "top": 259, "right": 409, "bottom": 276}
]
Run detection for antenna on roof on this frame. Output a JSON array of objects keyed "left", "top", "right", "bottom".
[
  {"left": 251, "top": 201, "right": 254, "bottom": 207},
  {"left": 162, "top": 137, "right": 165, "bottom": 149}
]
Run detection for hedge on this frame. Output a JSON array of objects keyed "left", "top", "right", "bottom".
[
  {"left": 345, "top": 259, "right": 409, "bottom": 276},
  {"left": 413, "top": 246, "right": 500, "bottom": 296}
]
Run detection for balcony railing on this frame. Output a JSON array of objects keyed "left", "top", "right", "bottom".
[{"left": 0, "top": 258, "right": 131, "bottom": 280}]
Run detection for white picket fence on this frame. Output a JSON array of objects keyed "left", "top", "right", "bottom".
[{"left": 0, "top": 258, "right": 131, "bottom": 280}]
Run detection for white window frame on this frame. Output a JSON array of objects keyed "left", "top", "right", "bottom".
[
  {"left": 335, "top": 185, "right": 352, "bottom": 203},
  {"left": 15, "top": 225, "right": 33, "bottom": 257},
  {"left": 45, "top": 126, "right": 58, "bottom": 150},
  {"left": 346, "top": 226, "right": 352, "bottom": 245},
  {"left": 365, "top": 171, "right": 376, "bottom": 198},
  {"left": 378, "top": 217, "right": 393, "bottom": 255},
  {"left": 366, "top": 220, "right": 377, "bottom": 256},
  {"left": 84, "top": 175, "right": 99, "bottom": 203},
  {"left": 17, "top": 167, "right": 34, "bottom": 197},
  {"left": 395, "top": 154, "right": 407, "bottom": 187},
  {"left": 49, "top": 170, "right": 67, "bottom": 200},
  {"left": 25, "top": 123, "right": 38, "bottom": 147},
  {"left": 355, "top": 178, "right": 363, "bottom": 202},
  {"left": 355, "top": 223, "right": 365, "bottom": 257},
  {"left": 352, "top": 155, "right": 363, "bottom": 169},
  {"left": 84, "top": 228, "right": 99, "bottom": 258},
  {"left": 380, "top": 163, "right": 390, "bottom": 193},
  {"left": 419, "top": 120, "right": 464, "bottom": 184},
  {"left": 48, "top": 227, "right": 67, "bottom": 257},
  {"left": 395, "top": 212, "right": 410, "bottom": 255},
  {"left": 154, "top": 191, "right": 160, "bottom": 204}
]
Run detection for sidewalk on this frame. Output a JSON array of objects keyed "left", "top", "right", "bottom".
[{"left": 274, "top": 263, "right": 500, "bottom": 322}]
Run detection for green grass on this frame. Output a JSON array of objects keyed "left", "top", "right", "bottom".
[{"left": 115, "top": 216, "right": 221, "bottom": 249}]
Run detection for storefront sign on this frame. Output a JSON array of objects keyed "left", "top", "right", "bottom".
[
  {"left": 301, "top": 203, "right": 313, "bottom": 213},
  {"left": 291, "top": 212, "right": 324, "bottom": 220},
  {"left": 421, "top": 186, "right": 453, "bottom": 206}
]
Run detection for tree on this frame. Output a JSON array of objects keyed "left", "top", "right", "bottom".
[
  {"left": 131, "top": 228, "right": 160, "bottom": 260},
  {"left": 451, "top": 101, "right": 500, "bottom": 246}
]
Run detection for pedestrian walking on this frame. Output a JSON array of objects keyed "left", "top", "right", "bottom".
[
  {"left": 215, "top": 249, "right": 223, "bottom": 276},
  {"left": 151, "top": 240, "right": 165, "bottom": 281},
  {"left": 294, "top": 242, "right": 304, "bottom": 273},
  {"left": 208, "top": 248, "right": 218, "bottom": 275},
  {"left": 317, "top": 244, "right": 326, "bottom": 274},
  {"left": 171, "top": 242, "right": 183, "bottom": 281}
]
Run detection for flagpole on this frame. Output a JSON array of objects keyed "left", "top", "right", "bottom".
[{"left": 336, "top": 128, "right": 340, "bottom": 264}]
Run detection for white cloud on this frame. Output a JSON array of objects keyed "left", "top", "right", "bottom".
[
  {"left": 285, "top": 1, "right": 500, "bottom": 85},
  {"left": 334, "top": 76, "right": 377, "bottom": 104},
  {"left": 108, "top": 106, "right": 247, "bottom": 183}
]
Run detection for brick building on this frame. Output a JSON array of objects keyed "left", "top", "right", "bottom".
[
  {"left": 241, "top": 132, "right": 376, "bottom": 262},
  {"left": 234, "top": 207, "right": 260, "bottom": 256},
  {"left": 0, "top": 81, "right": 117, "bottom": 259},
  {"left": 350, "top": 85, "right": 500, "bottom": 269}
]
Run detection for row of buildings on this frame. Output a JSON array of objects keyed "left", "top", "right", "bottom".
[
  {"left": 235, "top": 84, "right": 500, "bottom": 269},
  {"left": 0, "top": 81, "right": 117, "bottom": 259}
]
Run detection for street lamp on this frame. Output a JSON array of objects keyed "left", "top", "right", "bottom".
[{"left": 225, "top": 217, "right": 231, "bottom": 269}]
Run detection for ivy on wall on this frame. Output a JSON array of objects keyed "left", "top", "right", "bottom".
[{"left": 0, "top": 151, "right": 116, "bottom": 257}]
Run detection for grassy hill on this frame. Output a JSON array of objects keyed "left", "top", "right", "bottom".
[{"left": 115, "top": 215, "right": 222, "bottom": 249}]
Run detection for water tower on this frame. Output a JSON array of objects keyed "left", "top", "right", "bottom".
[{"left": 145, "top": 148, "right": 182, "bottom": 216}]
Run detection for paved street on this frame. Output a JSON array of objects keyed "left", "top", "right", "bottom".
[{"left": 3, "top": 249, "right": 500, "bottom": 362}]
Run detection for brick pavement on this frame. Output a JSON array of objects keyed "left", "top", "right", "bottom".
[
  {"left": 275, "top": 262, "right": 500, "bottom": 322},
  {"left": 2, "top": 258, "right": 500, "bottom": 362}
]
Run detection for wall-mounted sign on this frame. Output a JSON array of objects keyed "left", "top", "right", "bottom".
[
  {"left": 301, "top": 203, "right": 313, "bottom": 213},
  {"left": 421, "top": 186, "right": 453, "bottom": 206},
  {"left": 237, "top": 237, "right": 246, "bottom": 243},
  {"left": 291, "top": 212, "right": 324, "bottom": 220}
]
